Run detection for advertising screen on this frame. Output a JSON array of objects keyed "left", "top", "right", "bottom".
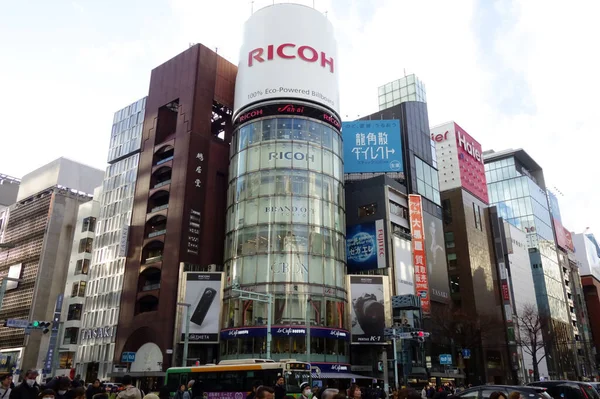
[
  {"left": 346, "top": 220, "right": 386, "bottom": 273},
  {"left": 234, "top": 4, "right": 340, "bottom": 117},
  {"left": 349, "top": 275, "right": 386, "bottom": 344},
  {"left": 455, "top": 123, "right": 489, "bottom": 204},
  {"left": 393, "top": 236, "right": 415, "bottom": 295},
  {"left": 181, "top": 272, "right": 222, "bottom": 343},
  {"left": 422, "top": 211, "right": 451, "bottom": 304},
  {"left": 342, "top": 120, "right": 403, "bottom": 174},
  {"left": 408, "top": 195, "right": 430, "bottom": 313},
  {"left": 553, "top": 218, "right": 574, "bottom": 252}
]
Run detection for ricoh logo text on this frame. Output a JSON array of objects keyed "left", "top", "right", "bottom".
[
  {"left": 248, "top": 43, "right": 334, "bottom": 73},
  {"left": 269, "top": 152, "right": 315, "bottom": 162}
]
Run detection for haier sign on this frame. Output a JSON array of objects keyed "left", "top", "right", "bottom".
[{"left": 343, "top": 120, "right": 403, "bottom": 174}]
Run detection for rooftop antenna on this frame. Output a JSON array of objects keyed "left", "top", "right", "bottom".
[
  {"left": 324, "top": 10, "right": 328, "bottom": 18},
  {"left": 404, "top": 68, "right": 407, "bottom": 77},
  {"left": 215, "top": 47, "right": 218, "bottom": 54},
  {"left": 250, "top": 1, "right": 254, "bottom": 14}
]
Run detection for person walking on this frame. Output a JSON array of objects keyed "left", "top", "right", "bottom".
[
  {"left": 300, "top": 383, "right": 312, "bottom": 399},
  {"left": 85, "top": 381, "right": 103, "bottom": 399},
  {"left": 348, "top": 385, "right": 362, "bottom": 399},
  {"left": 274, "top": 377, "right": 286, "bottom": 399},
  {"left": 0, "top": 374, "right": 12, "bottom": 399},
  {"left": 9, "top": 370, "right": 40, "bottom": 399},
  {"left": 182, "top": 382, "right": 194, "bottom": 399},
  {"left": 116, "top": 376, "right": 141, "bottom": 399},
  {"left": 53, "top": 378, "right": 72, "bottom": 399}
]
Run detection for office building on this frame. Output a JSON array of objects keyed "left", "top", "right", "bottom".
[
  {"left": 0, "top": 174, "right": 20, "bottom": 245},
  {"left": 74, "top": 97, "right": 146, "bottom": 382},
  {"left": 484, "top": 149, "right": 574, "bottom": 379},
  {"left": 378, "top": 74, "right": 427, "bottom": 111},
  {"left": 56, "top": 187, "right": 101, "bottom": 376},
  {"left": 222, "top": 4, "right": 352, "bottom": 377},
  {"left": 114, "top": 43, "right": 235, "bottom": 382},
  {"left": 0, "top": 158, "right": 103, "bottom": 375}
]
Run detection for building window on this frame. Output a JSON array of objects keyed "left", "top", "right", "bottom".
[
  {"left": 414, "top": 156, "right": 440, "bottom": 205},
  {"left": 447, "top": 253, "right": 457, "bottom": 271},
  {"left": 442, "top": 199, "right": 452, "bottom": 225},
  {"left": 389, "top": 202, "right": 408, "bottom": 219},
  {"left": 75, "top": 259, "right": 90, "bottom": 275},
  {"left": 82, "top": 217, "right": 97, "bottom": 233},
  {"left": 63, "top": 328, "right": 79, "bottom": 345},
  {"left": 59, "top": 352, "right": 76, "bottom": 369},
  {"left": 78, "top": 238, "right": 93, "bottom": 253},
  {"left": 67, "top": 304, "right": 82, "bottom": 321},
  {"left": 358, "top": 203, "right": 377, "bottom": 218},
  {"left": 450, "top": 275, "right": 460, "bottom": 294},
  {"left": 71, "top": 282, "right": 86, "bottom": 297},
  {"left": 445, "top": 232, "right": 455, "bottom": 248},
  {"left": 473, "top": 203, "right": 482, "bottom": 231}
]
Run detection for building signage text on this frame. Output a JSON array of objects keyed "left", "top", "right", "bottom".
[
  {"left": 81, "top": 326, "right": 113, "bottom": 341},
  {"left": 457, "top": 133, "right": 483, "bottom": 164},
  {"left": 234, "top": 102, "right": 341, "bottom": 131},
  {"left": 271, "top": 262, "right": 308, "bottom": 274},
  {"left": 248, "top": 43, "right": 334, "bottom": 73},
  {"left": 408, "top": 195, "right": 431, "bottom": 314}
]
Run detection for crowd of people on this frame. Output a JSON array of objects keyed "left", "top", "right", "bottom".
[{"left": 0, "top": 371, "right": 171, "bottom": 399}]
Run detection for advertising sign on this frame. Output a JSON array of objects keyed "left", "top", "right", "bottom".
[
  {"left": 233, "top": 3, "right": 340, "bottom": 117},
  {"left": 181, "top": 272, "right": 222, "bottom": 343},
  {"left": 455, "top": 123, "right": 488, "bottom": 204},
  {"left": 234, "top": 102, "right": 341, "bottom": 130},
  {"left": 574, "top": 234, "right": 600, "bottom": 281},
  {"left": 408, "top": 195, "right": 430, "bottom": 314},
  {"left": 422, "top": 211, "right": 451, "bottom": 304},
  {"left": 439, "top": 354, "right": 452, "bottom": 365},
  {"left": 553, "top": 218, "right": 574, "bottom": 252},
  {"left": 349, "top": 275, "right": 386, "bottom": 344},
  {"left": 220, "top": 326, "right": 349, "bottom": 340},
  {"left": 393, "top": 236, "right": 415, "bottom": 296},
  {"left": 342, "top": 120, "right": 403, "bottom": 174},
  {"left": 346, "top": 220, "right": 386, "bottom": 273}
]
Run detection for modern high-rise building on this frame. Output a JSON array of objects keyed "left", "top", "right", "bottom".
[
  {"left": 75, "top": 97, "right": 146, "bottom": 382},
  {"left": 222, "top": 3, "right": 349, "bottom": 377},
  {"left": 378, "top": 75, "right": 427, "bottom": 111},
  {"left": 114, "top": 44, "right": 234, "bottom": 383},
  {"left": 0, "top": 174, "right": 20, "bottom": 245},
  {"left": 0, "top": 158, "right": 103, "bottom": 375},
  {"left": 56, "top": 187, "right": 101, "bottom": 376},
  {"left": 484, "top": 149, "right": 574, "bottom": 379},
  {"left": 430, "top": 122, "right": 510, "bottom": 384}
]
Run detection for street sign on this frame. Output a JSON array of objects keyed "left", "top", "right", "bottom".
[
  {"left": 462, "top": 349, "right": 471, "bottom": 359},
  {"left": 426, "top": 362, "right": 432, "bottom": 369},
  {"left": 439, "top": 354, "right": 452, "bottom": 365},
  {"left": 121, "top": 352, "right": 136, "bottom": 363},
  {"left": 5, "top": 319, "right": 29, "bottom": 329}
]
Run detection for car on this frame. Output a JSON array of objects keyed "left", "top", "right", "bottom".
[
  {"left": 103, "top": 382, "right": 124, "bottom": 393},
  {"left": 452, "top": 385, "right": 551, "bottom": 399},
  {"left": 589, "top": 383, "right": 600, "bottom": 394},
  {"left": 528, "top": 381, "right": 600, "bottom": 399}
]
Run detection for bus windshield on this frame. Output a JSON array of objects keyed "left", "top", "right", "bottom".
[{"left": 285, "top": 370, "right": 311, "bottom": 393}]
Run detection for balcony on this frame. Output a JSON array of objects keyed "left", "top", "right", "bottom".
[
  {"left": 145, "top": 255, "right": 163, "bottom": 264},
  {"left": 138, "top": 267, "right": 161, "bottom": 293},
  {"left": 141, "top": 241, "right": 164, "bottom": 265},
  {"left": 146, "top": 215, "right": 167, "bottom": 238},
  {"left": 151, "top": 166, "right": 172, "bottom": 190},
  {"left": 155, "top": 156, "right": 173, "bottom": 166},
  {"left": 147, "top": 190, "right": 169, "bottom": 214},
  {"left": 136, "top": 295, "right": 159, "bottom": 315},
  {"left": 153, "top": 145, "right": 174, "bottom": 167}
]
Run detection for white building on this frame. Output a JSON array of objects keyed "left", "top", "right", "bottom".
[
  {"left": 76, "top": 97, "right": 146, "bottom": 381},
  {"left": 505, "top": 221, "right": 549, "bottom": 381},
  {"left": 57, "top": 187, "right": 101, "bottom": 375}
]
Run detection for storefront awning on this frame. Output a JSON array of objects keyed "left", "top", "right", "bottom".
[{"left": 311, "top": 372, "right": 375, "bottom": 380}]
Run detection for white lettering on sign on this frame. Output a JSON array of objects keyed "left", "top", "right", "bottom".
[
  {"left": 81, "top": 326, "right": 113, "bottom": 341},
  {"left": 457, "top": 133, "right": 483, "bottom": 164}
]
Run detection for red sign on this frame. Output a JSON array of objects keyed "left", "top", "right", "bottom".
[
  {"left": 455, "top": 123, "right": 489, "bottom": 204},
  {"left": 248, "top": 43, "right": 335, "bottom": 73},
  {"left": 501, "top": 282, "right": 510, "bottom": 301},
  {"left": 409, "top": 195, "right": 430, "bottom": 314},
  {"left": 553, "top": 218, "right": 575, "bottom": 252}
]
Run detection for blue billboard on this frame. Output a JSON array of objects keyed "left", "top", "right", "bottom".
[
  {"left": 346, "top": 220, "right": 386, "bottom": 273},
  {"left": 343, "top": 120, "right": 403, "bottom": 173}
]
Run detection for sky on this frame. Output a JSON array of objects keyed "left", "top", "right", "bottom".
[{"left": 1, "top": 0, "right": 599, "bottom": 234}]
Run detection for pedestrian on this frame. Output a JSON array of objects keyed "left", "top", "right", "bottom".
[
  {"left": 320, "top": 390, "right": 339, "bottom": 399},
  {"left": 174, "top": 386, "right": 186, "bottom": 399},
  {"left": 300, "top": 383, "right": 312, "bottom": 399},
  {"left": 247, "top": 382, "right": 263, "bottom": 399},
  {"left": 142, "top": 395, "right": 159, "bottom": 399},
  {"left": 274, "top": 377, "right": 286, "bottom": 399},
  {"left": 157, "top": 387, "right": 170, "bottom": 399},
  {"left": 420, "top": 386, "right": 428, "bottom": 399},
  {"left": 86, "top": 381, "right": 103, "bottom": 399},
  {"left": 348, "top": 385, "right": 361, "bottom": 399},
  {"left": 39, "top": 390, "right": 56, "bottom": 399},
  {"left": 10, "top": 370, "right": 40, "bottom": 399},
  {"left": 256, "top": 387, "right": 275, "bottom": 399},
  {"left": 1, "top": 374, "right": 13, "bottom": 399},
  {"left": 116, "top": 376, "right": 141, "bottom": 399},
  {"left": 72, "top": 388, "right": 85, "bottom": 399},
  {"left": 182, "top": 382, "right": 194, "bottom": 399},
  {"left": 53, "top": 377, "right": 72, "bottom": 399}
]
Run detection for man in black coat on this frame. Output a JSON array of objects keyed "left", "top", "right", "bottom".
[
  {"left": 9, "top": 370, "right": 39, "bottom": 399},
  {"left": 273, "top": 376, "right": 285, "bottom": 399}
]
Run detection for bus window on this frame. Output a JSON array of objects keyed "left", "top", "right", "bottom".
[
  {"left": 166, "top": 373, "right": 179, "bottom": 392},
  {"left": 285, "top": 370, "right": 311, "bottom": 393}
]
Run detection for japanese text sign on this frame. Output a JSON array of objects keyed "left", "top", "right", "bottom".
[
  {"left": 343, "top": 120, "right": 403, "bottom": 174},
  {"left": 409, "top": 195, "right": 430, "bottom": 314}
]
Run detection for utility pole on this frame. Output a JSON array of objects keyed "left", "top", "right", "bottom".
[
  {"left": 306, "top": 299, "right": 312, "bottom": 363},
  {"left": 177, "top": 303, "right": 191, "bottom": 367},
  {"left": 232, "top": 281, "right": 273, "bottom": 359}
]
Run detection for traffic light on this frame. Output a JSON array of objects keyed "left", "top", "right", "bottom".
[
  {"left": 30, "top": 321, "right": 52, "bottom": 334},
  {"left": 410, "top": 331, "right": 426, "bottom": 343}
]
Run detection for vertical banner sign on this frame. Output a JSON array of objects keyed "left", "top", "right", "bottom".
[
  {"left": 408, "top": 195, "right": 430, "bottom": 314},
  {"left": 375, "top": 220, "right": 386, "bottom": 269},
  {"left": 43, "top": 294, "right": 63, "bottom": 374},
  {"left": 181, "top": 273, "right": 222, "bottom": 343},
  {"left": 346, "top": 220, "right": 386, "bottom": 273},
  {"left": 349, "top": 276, "right": 386, "bottom": 344}
]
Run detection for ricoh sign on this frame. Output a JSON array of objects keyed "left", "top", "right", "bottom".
[{"left": 233, "top": 3, "right": 340, "bottom": 118}]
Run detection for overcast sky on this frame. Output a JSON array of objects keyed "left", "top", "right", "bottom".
[{"left": 1, "top": 0, "right": 599, "bottom": 234}]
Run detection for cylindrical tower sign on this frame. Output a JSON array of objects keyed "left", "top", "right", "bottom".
[
  {"left": 223, "top": 4, "right": 348, "bottom": 366},
  {"left": 233, "top": 3, "right": 340, "bottom": 119}
]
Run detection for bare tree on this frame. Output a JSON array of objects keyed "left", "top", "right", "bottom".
[{"left": 515, "top": 303, "right": 550, "bottom": 381}]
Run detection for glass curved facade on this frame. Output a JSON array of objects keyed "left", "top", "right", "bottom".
[{"left": 222, "top": 112, "right": 348, "bottom": 362}]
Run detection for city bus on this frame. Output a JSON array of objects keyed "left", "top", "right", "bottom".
[{"left": 165, "top": 359, "right": 312, "bottom": 398}]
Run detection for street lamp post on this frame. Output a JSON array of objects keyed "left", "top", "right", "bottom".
[
  {"left": 177, "top": 302, "right": 191, "bottom": 367},
  {"left": 232, "top": 281, "right": 273, "bottom": 359},
  {"left": 306, "top": 298, "right": 312, "bottom": 364}
]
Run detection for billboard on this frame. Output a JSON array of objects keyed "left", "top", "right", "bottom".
[
  {"left": 349, "top": 275, "right": 387, "bottom": 344},
  {"left": 346, "top": 220, "right": 386, "bottom": 273},
  {"left": 343, "top": 120, "right": 403, "bottom": 174},
  {"left": 408, "top": 195, "right": 431, "bottom": 313},
  {"left": 422, "top": 211, "right": 451, "bottom": 303},
  {"left": 233, "top": 4, "right": 340, "bottom": 118},
  {"left": 393, "top": 236, "right": 415, "bottom": 296},
  {"left": 181, "top": 272, "right": 222, "bottom": 343},
  {"left": 553, "top": 218, "right": 574, "bottom": 252},
  {"left": 547, "top": 191, "right": 562, "bottom": 222},
  {"left": 574, "top": 234, "right": 600, "bottom": 281},
  {"left": 455, "top": 123, "right": 488, "bottom": 204}
]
